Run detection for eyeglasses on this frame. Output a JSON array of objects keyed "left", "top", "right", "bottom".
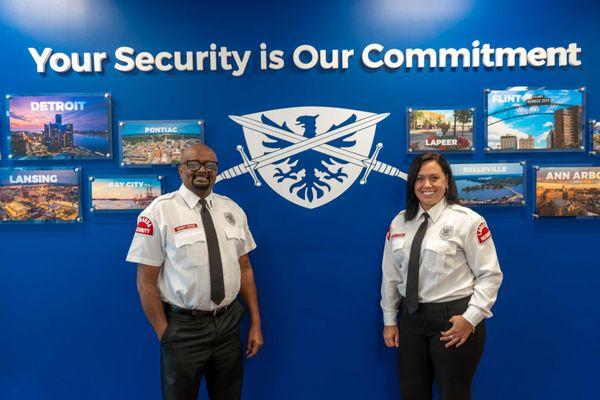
[{"left": 183, "top": 160, "right": 218, "bottom": 172}]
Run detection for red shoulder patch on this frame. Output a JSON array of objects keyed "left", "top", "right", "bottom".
[
  {"left": 386, "top": 227, "right": 391, "bottom": 240},
  {"left": 476, "top": 222, "right": 491, "bottom": 244},
  {"left": 136, "top": 216, "right": 154, "bottom": 236}
]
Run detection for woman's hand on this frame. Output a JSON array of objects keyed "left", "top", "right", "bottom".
[
  {"left": 383, "top": 325, "right": 400, "bottom": 347},
  {"left": 440, "top": 315, "right": 473, "bottom": 348}
]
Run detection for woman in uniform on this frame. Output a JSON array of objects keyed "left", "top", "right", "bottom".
[{"left": 380, "top": 152, "right": 503, "bottom": 400}]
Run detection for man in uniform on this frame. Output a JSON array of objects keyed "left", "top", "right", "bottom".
[{"left": 127, "top": 143, "right": 263, "bottom": 400}]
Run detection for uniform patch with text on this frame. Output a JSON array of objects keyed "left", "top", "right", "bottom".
[
  {"left": 136, "top": 216, "right": 154, "bottom": 236},
  {"left": 476, "top": 222, "right": 491, "bottom": 244},
  {"left": 174, "top": 223, "right": 198, "bottom": 233},
  {"left": 390, "top": 233, "right": 406, "bottom": 239}
]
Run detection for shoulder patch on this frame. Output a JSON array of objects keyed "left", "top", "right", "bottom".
[
  {"left": 386, "top": 226, "right": 391, "bottom": 240},
  {"left": 136, "top": 216, "right": 154, "bottom": 236},
  {"left": 476, "top": 222, "right": 491, "bottom": 244}
]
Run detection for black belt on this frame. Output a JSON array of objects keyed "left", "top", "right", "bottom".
[
  {"left": 163, "top": 302, "right": 233, "bottom": 317},
  {"left": 402, "top": 296, "right": 471, "bottom": 316}
]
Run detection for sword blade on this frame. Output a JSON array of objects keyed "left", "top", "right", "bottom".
[
  {"left": 253, "top": 113, "right": 388, "bottom": 168},
  {"left": 217, "top": 113, "right": 407, "bottom": 183}
]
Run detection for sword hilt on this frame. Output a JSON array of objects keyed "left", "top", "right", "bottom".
[
  {"left": 236, "top": 145, "right": 261, "bottom": 187},
  {"left": 360, "top": 143, "right": 383, "bottom": 185}
]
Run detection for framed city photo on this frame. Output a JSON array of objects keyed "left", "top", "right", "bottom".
[
  {"left": 0, "top": 167, "right": 82, "bottom": 223},
  {"left": 119, "top": 120, "right": 204, "bottom": 167},
  {"left": 591, "top": 120, "right": 600, "bottom": 155},
  {"left": 89, "top": 175, "right": 164, "bottom": 213},
  {"left": 486, "top": 87, "right": 584, "bottom": 152},
  {"left": 535, "top": 166, "right": 600, "bottom": 218},
  {"left": 451, "top": 162, "right": 525, "bottom": 206},
  {"left": 7, "top": 93, "right": 112, "bottom": 160},
  {"left": 407, "top": 108, "right": 474, "bottom": 153}
]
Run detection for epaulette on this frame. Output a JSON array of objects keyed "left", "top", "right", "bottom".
[
  {"left": 448, "top": 203, "right": 480, "bottom": 221},
  {"left": 145, "top": 191, "right": 177, "bottom": 212}
]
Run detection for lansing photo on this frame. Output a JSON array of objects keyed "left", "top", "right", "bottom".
[{"left": 0, "top": 169, "right": 80, "bottom": 222}]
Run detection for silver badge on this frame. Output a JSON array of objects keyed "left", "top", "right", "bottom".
[
  {"left": 224, "top": 212, "right": 236, "bottom": 226},
  {"left": 439, "top": 225, "right": 454, "bottom": 240}
]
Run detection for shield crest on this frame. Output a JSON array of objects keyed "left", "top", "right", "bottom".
[{"left": 237, "top": 106, "right": 379, "bottom": 209}]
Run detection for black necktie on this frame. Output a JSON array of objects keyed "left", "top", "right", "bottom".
[
  {"left": 405, "top": 213, "right": 429, "bottom": 314},
  {"left": 199, "top": 198, "right": 225, "bottom": 305}
]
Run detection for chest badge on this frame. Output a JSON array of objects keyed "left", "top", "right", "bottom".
[
  {"left": 224, "top": 212, "right": 236, "bottom": 226},
  {"left": 439, "top": 225, "right": 454, "bottom": 240}
]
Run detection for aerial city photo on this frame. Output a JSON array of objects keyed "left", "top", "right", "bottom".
[
  {"left": 0, "top": 169, "right": 81, "bottom": 223},
  {"left": 91, "top": 177, "right": 162, "bottom": 211},
  {"left": 452, "top": 162, "right": 524, "bottom": 206},
  {"left": 593, "top": 121, "right": 600, "bottom": 153},
  {"left": 8, "top": 94, "right": 111, "bottom": 160},
  {"left": 408, "top": 108, "right": 474, "bottom": 151},
  {"left": 487, "top": 88, "right": 583, "bottom": 151},
  {"left": 536, "top": 167, "right": 600, "bottom": 217},
  {"left": 120, "top": 120, "right": 203, "bottom": 166}
]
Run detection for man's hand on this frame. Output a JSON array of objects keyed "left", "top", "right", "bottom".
[
  {"left": 157, "top": 322, "right": 168, "bottom": 341},
  {"left": 383, "top": 325, "right": 400, "bottom": 348},
  {"left": 246, "top": 323, "right": 264, "bottom": 358},
  {"left": 440, "top": 315, "right": 473, "bottom": 348},
  {"left": 137, "top": 264, "right": 169, "bottom": 343}
]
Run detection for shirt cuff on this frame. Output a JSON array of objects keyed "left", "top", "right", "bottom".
[
  {"left": 462, "top": 306, "right": 485, "bottom": 328},
  {"left": 125, "top": 255, "right": 163, "bottom": 267},
  {"left": 383, "top": 311, "right": 399, "bottom": 326}
]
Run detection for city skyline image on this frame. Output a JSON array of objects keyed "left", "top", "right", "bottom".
[
  {"left": 8, "top": 94, "right": 111, "bottom": 159},
  {"left": 0, "top": 168, "right": 81, "bottom": 222},
  {"left": 536, "top": 166, "right": 600, "bottom": 217},
  {"left": 91, "top": 177, "right": 162, "bottom": 211},
  {"left": 487, "top": 89, "right": 583, "bottom": 151},
  {"left": 120, "top": 120, "right": 203, "bottom": 165}
]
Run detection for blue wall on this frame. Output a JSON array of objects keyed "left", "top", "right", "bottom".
[{"left": 0, "top": 1, "right": 598, "bottom": 398}]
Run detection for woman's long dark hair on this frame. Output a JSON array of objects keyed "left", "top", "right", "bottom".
[{"left": 405, "top": 152, "right": 460, "bottom": 221}]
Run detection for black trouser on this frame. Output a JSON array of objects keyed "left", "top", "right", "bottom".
[
  {"left": 161, "top": 301, "right": 245, "bottom": 400},
  {"left": 397, "top": 297, "right": 486, "bottom": 400}
]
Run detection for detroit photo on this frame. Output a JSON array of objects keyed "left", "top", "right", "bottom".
[{"left": 8, "top": 94, "right": 111, "bottom": 160}]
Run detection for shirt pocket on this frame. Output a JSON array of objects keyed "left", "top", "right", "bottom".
[
  {"left": 391, "top": 238, "right": 408, "bottom": 265},
  {"left": 423, "top": 240, "right": 456, "bottom": 274},
  {"left": 224, "top": 226, "right": 247, "bottom": 257},
  {"left": 172, "top": 230, "right": 207, "bottom": 269}
]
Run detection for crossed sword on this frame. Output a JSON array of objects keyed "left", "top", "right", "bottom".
[{"left": 215, "top": 113, "right": 407, "bottom": 186}]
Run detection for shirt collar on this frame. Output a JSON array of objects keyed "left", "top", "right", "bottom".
[
  {"left": 178, "top": 184, "right": 215, "bottom": 210},
  {"left": 417, "top": 199, "right": 447, "bottom": 223}
]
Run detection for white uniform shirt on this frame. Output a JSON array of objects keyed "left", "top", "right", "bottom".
[
  {"left": 381, "top": 199, "right": 503, "bottom": 327},
  {"left": 126, "top": 185, "right": 256, "bottom": 311}
]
